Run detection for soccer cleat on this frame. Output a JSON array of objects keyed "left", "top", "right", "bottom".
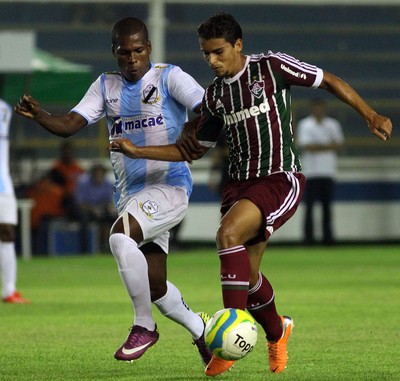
[
  {"left": 205, "top": 355, "right": 235, "bottom": 377},
  {"left": 114, "top": 325, "right": 159, "bottom": 361},
  {"left": 267, "top": 315, "right": 294, "bottom": 373},
  {"left": 193, "top": 312, "right": 213, "bottom": 365},
  {"left": 2, "top": 291, "right": 30, "bottom": 304}
]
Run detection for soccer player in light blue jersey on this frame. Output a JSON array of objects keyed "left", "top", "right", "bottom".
[
  {"left": 15, "top": 17, "right": 212, "bottom": 365},
  {"left": 0, "top": 98, "right": 30, "bottom": 304}
]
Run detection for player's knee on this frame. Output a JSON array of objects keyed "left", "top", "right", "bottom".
[
  {"left": 109, "top": 233, "right": 137, "bottom": 265},
  {"left": 216, "top": 222, "right": 241, "bottom": 249},
  {"left": 0, "top": 225, "right": 15, "bottom": 242}
]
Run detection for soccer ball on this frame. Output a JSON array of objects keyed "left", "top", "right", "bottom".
[{"left": 205, "top": 308, "right": 258, "bottom": 360}]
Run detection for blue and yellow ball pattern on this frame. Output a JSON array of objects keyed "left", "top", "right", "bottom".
[{"left": 205, "top": 308, "right": 258, "bottom": 360}]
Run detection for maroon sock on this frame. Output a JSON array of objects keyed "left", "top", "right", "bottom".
[
  {"left": 246, "top": 272, "right": 283, "bottom": 342},
  {"left": 218, "top": 246, "right": 250, "bottom": 309}
]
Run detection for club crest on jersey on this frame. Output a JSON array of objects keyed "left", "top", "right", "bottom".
[
  {"left": 142, "top": 84, "right": 160, "bottom": 104},
  {"left": 248, "top": 81, "right": 264, "bottom": 98},
  {"left": 140, "top": 200, "right": 159, "bottom": 218}
]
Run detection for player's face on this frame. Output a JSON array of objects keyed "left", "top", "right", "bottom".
[
  {"left": 113, "top": 33, "right": 151, "bottom": 82},
  {"left": 199, "top": 37, "right": 244, "bottom": 78}
]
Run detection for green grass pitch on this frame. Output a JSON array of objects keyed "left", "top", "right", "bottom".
[{"left": 0, "top": 245, "right": 399, "bottom": 380}]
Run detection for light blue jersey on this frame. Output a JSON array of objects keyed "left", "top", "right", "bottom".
[{"left": 72, "top": 63, "right": 204, "bottom": 212}]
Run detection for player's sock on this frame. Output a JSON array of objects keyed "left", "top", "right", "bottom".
[
  {"left": 153, "top": 280, "right": 204, "bottom": 339},
  {"left": 0, "top": 242, "right": 17, "bottom": 299},
  {"left": 246, "top": 272, "right": 282, "bottom": 341},
  {"left": 109, "top": 233, "right": 155, "bottom": 331},
  {"left": 218, "top": 245, "right": 250, "bottom": 309}
]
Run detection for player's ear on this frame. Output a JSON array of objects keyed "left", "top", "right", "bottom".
[
  {"left": 235, "top": 38, "right": 243, "bottom": 54},
  {"left": 147, "top": 40, "right": 152, "bottom": 55}
]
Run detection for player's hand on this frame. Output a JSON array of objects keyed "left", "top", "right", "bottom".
[
  {"left": 177, "top": 116, "right": 205, "bottom": 162},
  {"left": 14, "top": 94, "right": 41, "bottom": 119},
  {"left": 109, "top": 138, "right": 138, "bottom": 158},
  {"left": 367, "top": 113, "right": 392, "bottom": 141}
]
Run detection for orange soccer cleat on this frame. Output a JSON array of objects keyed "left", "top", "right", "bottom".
[
  {"left": 267, "top": 315, "right": 294, "bottom": 373},
  {"left": 204, "top": 355, "right": 235, "bottom": 377}
]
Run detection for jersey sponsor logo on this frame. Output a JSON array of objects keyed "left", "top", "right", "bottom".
[
  {"left": 106, "top": 98, "right": 118, "bottom": 103},
  {"left": 248, "top": 80, "right": 264, "bottom": 98},
  {"left": 142, "top": 84, "right": 160, "bottom": 104},
  {"left": 280, "top": 64, "right": 307, "bottom": 80},
  {"left": 222, "top": 99, "right": 270, "bottom": 125},
  {"left": 110, "top": 115, "right": 164, "bottom": 136}
]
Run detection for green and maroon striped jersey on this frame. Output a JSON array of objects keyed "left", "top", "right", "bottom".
[{"left": 196, "top": 51, "right": 323, "bottom": 180}]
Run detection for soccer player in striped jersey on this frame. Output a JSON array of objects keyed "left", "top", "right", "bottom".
[
  {"left": 15, "top": 17, "right": 213, "bottom": 366},
  {"left": 108, "top": 12, "right": 392, "bottom": 377}
]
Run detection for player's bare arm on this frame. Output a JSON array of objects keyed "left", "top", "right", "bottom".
[
  {"left": 319, "top": 71, "right": 392, "bottom": 141},
  {"left": 109, "top": 138, "right": 194, "bottom": 162},
  {"left": 15, "top": 94, "right": 87, "bottom": 137}
]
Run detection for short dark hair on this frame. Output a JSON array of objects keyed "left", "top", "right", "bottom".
[
  {"left": 197, "top": 12, "right": 242, "bottom": 46},
  {"left": 111, "top": 17, "right": 149, "bottom": 47}
]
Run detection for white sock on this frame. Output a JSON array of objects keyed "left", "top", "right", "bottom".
[
  {"left": 153, "top": 281, "right": 204, "bottom": 339},
  {"left": 109, "top": 233, "right": 155, "bottom": 331},
  {"left": 0, "top": 242, "right": 17, "bottom": 298}
]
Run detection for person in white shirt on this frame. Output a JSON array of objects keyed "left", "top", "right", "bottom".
[
  {"left": 0, "top": 98, "right": 30, "bottom": 303},
  {"left": 15, "top": 17, "right": 211, "bottom": 365},
  {"left": 297, "top": 98, "right": 344, "bottom": 245}
]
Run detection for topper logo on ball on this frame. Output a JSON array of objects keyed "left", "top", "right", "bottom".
[{"left": 234, "top": 333, "right": 255, "bottom": 354}]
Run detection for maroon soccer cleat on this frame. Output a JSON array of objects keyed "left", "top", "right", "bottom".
[
  {"left": 193, "top": 312, "right": 213, "bottom": 365},
  {"left": 114, "top": 325, "right": 159, "bottom": 361}
]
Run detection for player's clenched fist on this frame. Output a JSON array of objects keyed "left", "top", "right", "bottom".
[
  {"left": 14, "top": 94, "right": 41, "bottom": 119},
  {"left": 109, "top": 138, "right": 139, "bottom": 159}
]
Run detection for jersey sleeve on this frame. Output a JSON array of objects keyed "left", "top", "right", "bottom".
[
  {"left": 167, "top": 66, "right": 204, "bottom": 111},
  {"left": 71, "top": 75, "right": 105, "bottom": 124},
  {"left": 268, "top": 51, "right": 323, "bottom": 88},
  {"left": 195, "top": 103, "right": 225, "bottom": 148}
]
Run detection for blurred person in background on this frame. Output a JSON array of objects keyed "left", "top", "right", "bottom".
[
  {"left": 27, "top": 168, "right": 67, "bottom": 254},
  {"left": 74, "top": 163, "right": 116, "bottom": 252},
  {"left": 51, "top": 140, "right": 84, "bottom": 215},
  {"left": 297, "top": 98, "right": 344, "bottom": 246},
  {"left": 15, "top": 16, "right": 212, "bottom": 367},
  {"left": 0, "top": 98, "right": 30, "bottom": 303}
]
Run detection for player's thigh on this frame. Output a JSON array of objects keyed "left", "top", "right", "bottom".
[{"left": 218, "top": 198, "right": 263, "bottom": 247}]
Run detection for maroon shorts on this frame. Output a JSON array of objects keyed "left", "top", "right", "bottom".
[{"left": 220, "top": 172, "right": 306, "bottom": 244}]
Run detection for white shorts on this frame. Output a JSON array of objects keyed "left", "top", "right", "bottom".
[
  {"left": 0, "top": 193, "right": 17, "bottom": 225},
  {"left": 119, "top": 185, "right": 188, "bottom": 254}
]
